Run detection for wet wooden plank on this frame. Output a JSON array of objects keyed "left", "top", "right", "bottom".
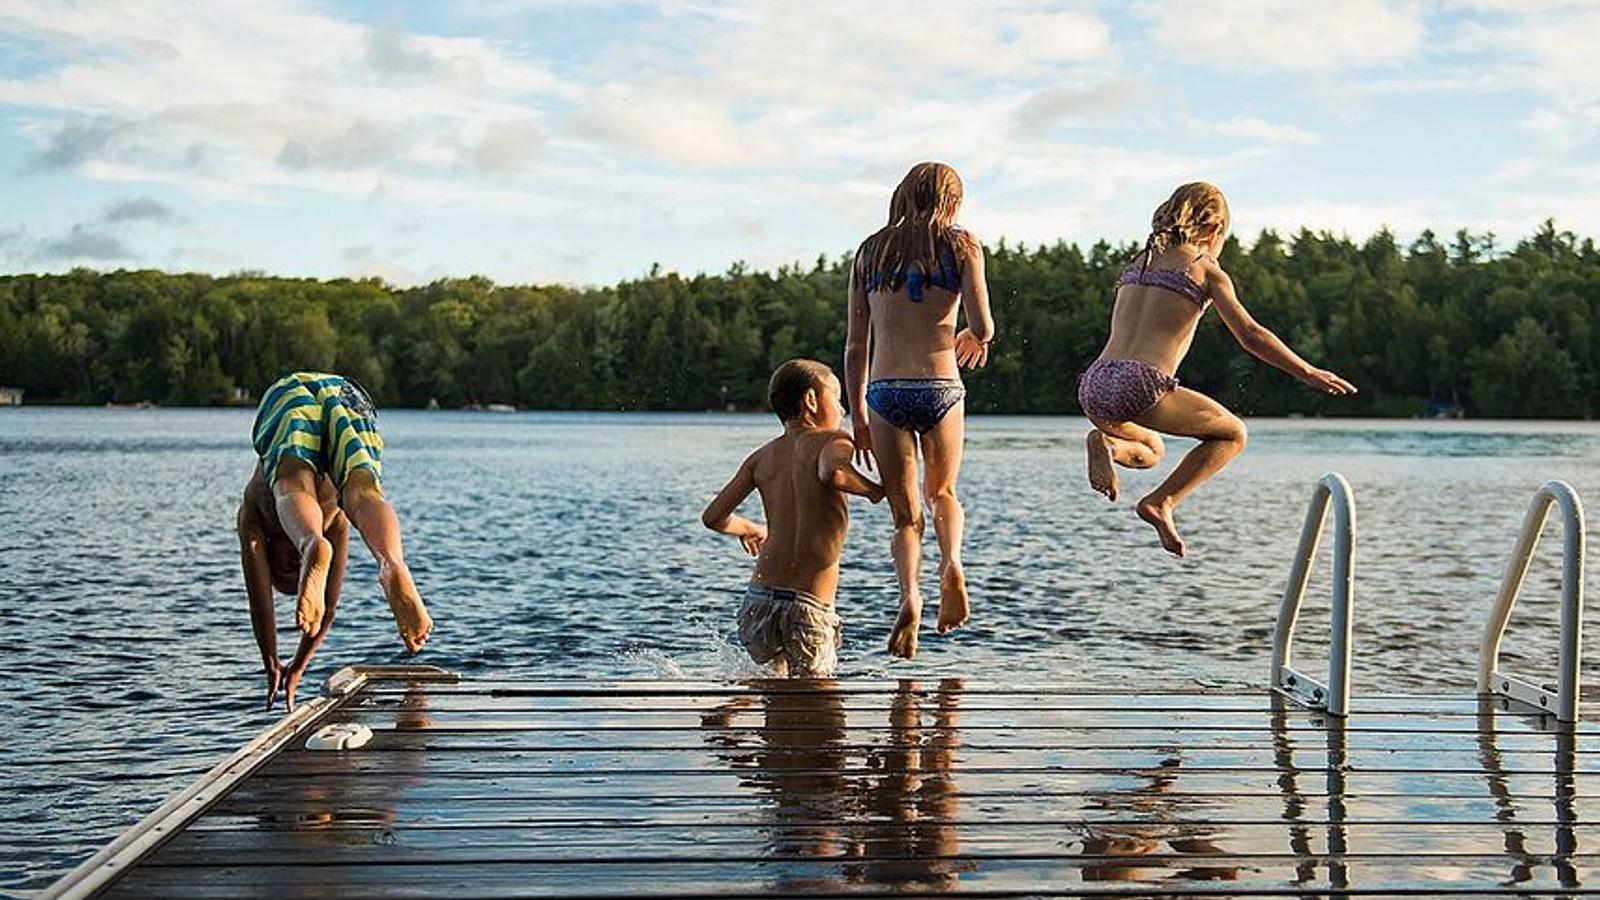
[
  {"left": 334, "top": 701, "right": 1587, "bottom": 730},
  {"left": 343, "top": 690, "right": 1511, "bottom": 716},
  {"left": 252, "top": 749, "right": 1598, "bottom": 779},
  {"left": 96, "top": 858, "right": 1600, "bottom": 898},
  {"left": 176, "top": 804, "right": 1595, "bottom": 831},
  {"left": 89, "top": 678, "right": 1600, "bottom": 899},
  {"left": 209, "top": 774, "right": 1600, "bottom": 806},
  {"left": 293, "top": 724, "right": 1600, "bottom": 758},
  {"left": 355, "top": 679, "right": 1485, "bottom": 699},
  {"left": 147, "top": 821, "right": 1599, "bottom": 864},
  {"left": 187, "top": 781, "right": 1600, "bottom": 816}
]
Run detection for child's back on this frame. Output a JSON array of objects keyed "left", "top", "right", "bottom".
[
  {"left": 745, "top": 429, "right": 853, "bottom": 602},
  {"left": 1099, "top": 245, "right": 1214, "bottom": 375},
  {"left": 703, "top": 360, "right": 883, "bottom": 677}
]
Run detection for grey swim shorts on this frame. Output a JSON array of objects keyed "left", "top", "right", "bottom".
[{"left": 736, "top": 585, "right": 842, "bottom": 677}]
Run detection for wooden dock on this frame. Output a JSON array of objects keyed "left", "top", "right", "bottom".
[{"left": 44, "top": 666, "right": 1600, "bottom": 897}]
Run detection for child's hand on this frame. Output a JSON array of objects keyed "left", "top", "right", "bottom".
[
  {"left": 867, "top": 482, "right": 886, "bottom": 504},
  {"left": 954, "top": 328, "right": 990, "bottom": 369},
  {"left": 740, "top": 524, "right": 767, "bottom": 557},
  {"left": 852, "top": 419, "right": 875, "bottom": 470},
  {"left": 1301, "top": 368, "right": 1357, "bottom": 395}
]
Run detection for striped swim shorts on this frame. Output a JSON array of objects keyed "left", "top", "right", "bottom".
[{"left": 251, "top": 372, "right": 384, "bottom": 492}]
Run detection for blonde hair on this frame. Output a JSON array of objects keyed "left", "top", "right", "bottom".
[
  {"left": 1142, "top": 182, "right": 1230, "bottom": 265},
  {"left": 858, "top": 162, "right": 976, "bottom": 290}
]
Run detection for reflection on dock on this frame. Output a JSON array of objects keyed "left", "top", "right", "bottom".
[
  {"left": 702, "top": 678, "right": 968, "bottom": 893},
  {"left": 51, "top": 672, "right": 1600, "bottom": 897}
]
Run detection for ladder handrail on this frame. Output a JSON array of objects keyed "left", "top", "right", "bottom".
[
  {"left": 1478, "top": 480, "right": 1586, "bottom": 722},
  {"left": 1271, "top": 472, "right": 1356, "bottom": 717}
]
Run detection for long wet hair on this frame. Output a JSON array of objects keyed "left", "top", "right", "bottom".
[
  {"left": 1139, "top": 182, "right": 1230, "bottom": 271},
  {"left": 857, "top": 162, "right": 976, "bottom": 289}
]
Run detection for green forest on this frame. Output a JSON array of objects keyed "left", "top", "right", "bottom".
[{"left": 2, "top": 221, "right": 1597, "bottom": 418}]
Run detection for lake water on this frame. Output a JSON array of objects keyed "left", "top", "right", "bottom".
[{"left": 3, "top": 409, "right": 1600, "bottom": 894}]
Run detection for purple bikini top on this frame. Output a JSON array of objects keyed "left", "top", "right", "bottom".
[{"left": 1115, "top": 255, "right": 1210, "bottom": 307}]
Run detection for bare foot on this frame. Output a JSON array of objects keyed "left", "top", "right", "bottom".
[
  {"left": 283, "top": 665, "right": 307, "bottom": 712},
  {"left": 296, "top": 537, "right": 333, "bottom": 635},
  {"left": 263, "top": 659, "right": 284, "bottom": 710},
  {"left": 1136, "top": 495, "right": 1186, "bottom": 557},
  {"left": 937, "top": 563, "right": 969, "bottom": 634},
  {"left": 887, "top": 594, "right": 922, "bottom": 659},
  {"left": 1085, "top": 429, "right": 1118, "bottom": 502},
  {"left": 379, "top": 560, "right": 433, "bottom": 652}
]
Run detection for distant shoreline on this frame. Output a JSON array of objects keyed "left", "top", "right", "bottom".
[
  {"left": 3, "top": 404, "right": 1596, "bottom": 424},
  {"left": 5, "top": 223, "right": 1598, "bottom": 420}
]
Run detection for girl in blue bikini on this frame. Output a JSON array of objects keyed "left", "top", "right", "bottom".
[
  {"left": 845, "top": 162, "right": 995, "bottom": 660},
  {"left": 1079, "top": 182, "right": 1356, "bottom": 557}
]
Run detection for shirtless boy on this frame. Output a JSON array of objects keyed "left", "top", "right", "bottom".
[
  {"left": 702, "top": 359, "right": 884, "bottom": 676},
  {"left": 238, "top": 371, "right": 433, "bottom": 709}
]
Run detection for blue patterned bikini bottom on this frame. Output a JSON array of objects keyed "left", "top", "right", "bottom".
[{"left": 865, "top": 378, "right": 966, "bottom": 435}]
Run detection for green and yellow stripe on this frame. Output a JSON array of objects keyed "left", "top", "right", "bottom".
[{"left": 251, "top": 372, "right": 383, "bottom": 491}]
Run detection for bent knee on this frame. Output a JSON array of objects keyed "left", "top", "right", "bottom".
[
  {"left": 1128, "top": 436, "right": 1164, "bottom": 468},
  {"left": 341, "top": 468, "right": 382, "bottom": 497},
  {"left": 924, "top": 484, "right": 959, "bottom": 508},
  {"left": 1217, "top": 416, "right": 1248, "bottom": 447}
]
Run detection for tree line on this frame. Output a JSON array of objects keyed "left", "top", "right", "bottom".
[{"left": 1, "top": 221, "right": 1597, "bottom": 418}]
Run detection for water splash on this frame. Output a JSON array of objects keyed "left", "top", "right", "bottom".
[{"left": 621, "top": 619, "right": 768, "bottom": 680}]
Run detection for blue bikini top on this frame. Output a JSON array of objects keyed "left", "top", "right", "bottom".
[{"left": 859, "top": 228, "right": 966, "bottom": 302}]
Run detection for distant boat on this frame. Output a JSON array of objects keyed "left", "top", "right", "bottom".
[
  {"left": 0, "top": 386, "right": 21, "bottom": 406},
  {"left": 485, "top": 403, "right": 517, "bottom": 414},
  {"left": 105, "top": 400, "right": 157, "bottom": 410}
]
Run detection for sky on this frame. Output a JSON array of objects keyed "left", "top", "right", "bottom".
[{"left": 0, "top": 0, "right": 1596, "bottom": 286}]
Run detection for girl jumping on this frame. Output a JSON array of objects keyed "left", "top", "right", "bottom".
[
  {"left": 1080, "top": 182, "right": 1356, "bottom": 556},
  {"left": 845, "top": 162, "right": 995, "bottom": 660}
]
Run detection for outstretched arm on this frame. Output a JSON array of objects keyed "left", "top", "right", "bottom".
[
  {"left": 844, "top": 255, "right": 874, "bottom": 468},
  {"left": 1206, "top": 264, "right": 1357, "bottom": 395},
  {"left": 818, "top": 435, "right": 884, "bottom": 503},
  {"left": 701, "top": 455, "right": 767, "bottom": 556}
]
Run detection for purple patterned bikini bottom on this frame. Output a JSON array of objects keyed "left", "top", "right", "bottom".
[{"left": 1076, "top": 358, "right": 1178, "bottom": 424}]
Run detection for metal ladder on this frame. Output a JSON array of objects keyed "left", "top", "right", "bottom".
[
  {"left": 1479, "top": 480, "right": 1587, "bottom": 722},
  {"left": 1272, "top": 474, "right": 1588, "bottom": 722},
  {"left": 1271, "top": 473, "right": 1356, "bottom": 716}
]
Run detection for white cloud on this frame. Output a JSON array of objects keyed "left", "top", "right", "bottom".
[
  {"left": 1191, "top": 115, "right": 1321, "bottom": 145},
  {"left": 562, "top": 2, "right": 1115, "bottom": 168},
  {"left": 0, "top": 0, "right": 562, "bottom": 200},
  {"left": 463, "top": 119, "right": 544, "bottom": 174},
  {"left": 1238, "top": 199, "right": 1443, "bottom": 238},
  {"left": 570, "top": 84, "right": 789, "bottom": 168},
  {"left": 1144, "top": 0, "right": 1425, "bottom": 72},
  {"left": 0, "top": 0, "right": 1594, "bottom": 282},
  {"left": 1012, "top": 80, "right": 1142, "bottom": 138}
]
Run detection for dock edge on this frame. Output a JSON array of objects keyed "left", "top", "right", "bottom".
[{"left": 38, "top": 664, "right": 460, "bottom": 900}]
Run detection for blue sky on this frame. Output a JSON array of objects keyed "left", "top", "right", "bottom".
[{"left": 0, "top": 0, "right": 1596, "bottom": 285}]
